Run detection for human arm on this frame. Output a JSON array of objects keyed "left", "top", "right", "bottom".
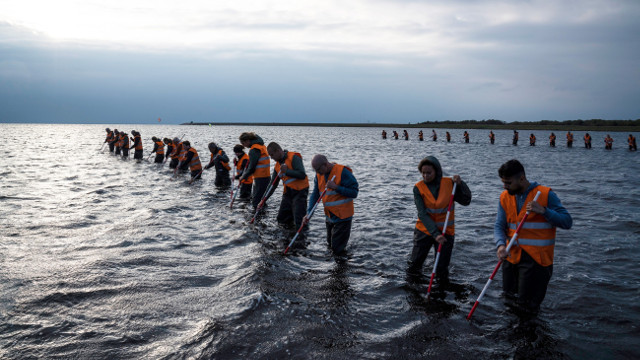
[
  {"left": 451, "top": 176, "right": 472, "bottom": 206},
  {"left": 306, "top": 176, "right": 320, "bottom": 214},
  {"left": 241, "top": 148, "right": 260, "bottom": 179},
  {"left": 283, "top": 154, "right": 306, "bottom": 179},
  {"left": 327, "top": 168, "right": 358, "bottom": 198},
  {"left": 526, "top": 190, "right": 572, "bottom": 229}
]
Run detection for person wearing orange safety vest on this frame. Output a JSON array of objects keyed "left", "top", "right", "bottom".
[
  {"left": 264, "top": 142, "right": 309, "bottom": 233},
  {"left": 151, "top": 137, "right": 165, "bottom": 163},
  {"left": 495, "top": 159, "right": 572, "bottom": 314},
  {"left": 177, "top": 138, "right": 189, "bottom": 172},
  {"left": 178, "top": 141, "right": 202, "bottom": 181},
  {"left": 233, "top": 145, "right": 253, "bottom": 199},
  {"left": 604, "top": 134, "right": 613, "bottom": 150},
  {"left": 403, "top": 130, "right": 409, "bottom": 140},
  {"left": 120, "top": 132, "right": 130, "bottom": 158},
  {"left": 418, "top": 130, "right": 424, "bottom": 141},
  {"left": 131, "top": 131, "right": 143, "bottom": 160},
  {"left": 233, "top": 144, "right": 253, "bottom": 199},
  {"left": 382, "top": 130, "right": 387, "bottom": 139},
  {"left": 169, "top": 137, "right": 183, "bottom": 169},
  {"left": 431, "top": 130, "right": 437, "bottom": 141},
  {"left": 512, "top": 130, "right": 519, "bottom": 145},
  {"left": 566, "top": 131, "right": 574, "bottom": 148},
  {"left": 393, "top": 131, "right": 399, "bottom": 140},
  {"left": 309, "top": 154, "right": 359, "bottom": 255},
  {"left": 529, "top": 133, "right": 536, "bottom": 146},
  {"left": 446, "top": 131, "right": 451, "bottom": 142},
  {"left": 628, "top": 134, "right": 637, "bottom": 151},
  {"left": 489, "top": 131, "right": 495, "bottom": 144},
  {"left": 408, "top": 156, "right": 471, "bottom": 282},
  {"left": 549, "top": 132, "right": 556, "bottom": 147},
  {"left": 104, "top": 128, "right": 115, "bottom": 152},
  {"left": 463, "top": 131, "right": 470, "bottom": 143},
  {"left": 204, "top": 142, "right": 231, "bottom": 187},
  {"left": 239, "top": 132, "right": 270, "bottom": 208},
  {"left": 584, "top": 133, "right": 592, "bottom": 149}
]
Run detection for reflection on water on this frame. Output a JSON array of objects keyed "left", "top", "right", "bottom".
[{"left": 0, "top": 123, "right": 639, "bottom": 359}]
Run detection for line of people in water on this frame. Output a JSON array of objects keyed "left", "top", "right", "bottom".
[
  {"left": 103, "top": 128, "right": 360, "bottom": 256},
  {"left": 381, "top": 129, "right": 638, "bottom": 150},
  {"left": 102, "top": 127, "right": 581, "bottom": 317}
]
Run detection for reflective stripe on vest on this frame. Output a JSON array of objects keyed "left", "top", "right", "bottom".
[
  {"left": 178, "top": 142, "right": 187, "bottom": 161},
  {"left": 501, "top": 185, "right": 556, "bottom": 266},
  {"left": 250, "top": 144, "right": 270, "bottom": 178},
  {"left": 414, "top": 177, "right": 455, "bottom": 236},
  {"left": 188, "top": 148, "right": 202, "bottom": 171},
  {"left": 274, "top": 151, "right": 309, "bottom": 192},
  {"left": 155, "top": 141, "right": 164, "bottom": 155},
  {"left": 318, "top": 164, "right": 354, "bottom": 219}
]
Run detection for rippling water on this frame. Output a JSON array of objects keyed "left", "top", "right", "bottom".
[{"left": 1, "top": 123, "right": 638, "bottom": 359}]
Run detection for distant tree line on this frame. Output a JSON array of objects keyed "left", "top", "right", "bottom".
[{"left": 418, "top": 119, "right": 640, "bottom": 127}]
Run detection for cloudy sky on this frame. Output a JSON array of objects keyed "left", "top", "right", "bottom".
[{"left": 1, "top": 0, "right": 639, "bottom": 124}]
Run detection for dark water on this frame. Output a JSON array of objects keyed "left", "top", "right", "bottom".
[{"left": 1, "top": 123, "right": 638, "bottom": 359}]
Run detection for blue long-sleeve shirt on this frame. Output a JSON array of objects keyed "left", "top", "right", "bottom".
[
  {"left": 308, "top": 166, "right": 359, "bottom": 223},
  {"left": 494, "top": 182, "right": 572, "bottom": 248}
]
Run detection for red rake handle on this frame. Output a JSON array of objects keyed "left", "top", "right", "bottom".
[
  {"left": 466, "top": 190, "right": 541, "bottom": 320},
  {"left": 250, "top": 170, "right": 280, "bottom": 224}
]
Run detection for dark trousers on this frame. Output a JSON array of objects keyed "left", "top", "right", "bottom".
[
  {"left": 585, "top": 142, "right": 591, "bottom": 149},
  {"left": 215, "top": 171, "right": 231, "bottom": 187},
  {"left": 550, "top": 141, "right": 555, "bottom": 147},
  {"left": 251, "top": 177, "right": 270, "bottom": 208},
  {"left": 109, "top": 143, "right": 115, "bottom": 152},
  {"left": 115, "top": 147, "right": 121, "bottom": 155},
  {"left": 407, "top": 229, "right": 454, "bottom": 278},
  {"left": 154, "top": 154, "right": 164, "bottom": 163},
  {"left": 191, "top": 170, "right": 202, "bottom": 181},
  {"left": 567, "top": 141, "right": 573, "bottom": 148},
  {"left": 502, "top": 250, "right": 553, "bottom": 313},
  {"left": 122, "top": 149, "right": 129, "bottom": 158},
  {"left": 134, "top": 150, "right": 143, "bottom": 160},
  {"left": 325, "top": 219, "right": 352, "bottom": 255},
  {"left": 239, "top": 183, "right": 252, "bottom": 199},
  {"left": 169, "top": 158, "right": 179, "bottom": 169},
  {"left": 277, "top": 188, "right": 308, "bottom": 230}
]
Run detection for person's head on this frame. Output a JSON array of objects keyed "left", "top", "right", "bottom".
[
  {"left": 417, "top": 157, "right": 442, "bottom": 184},
  {"left": 208, "top": 142, "right": 219, "bottom": 153},
  {"left": 498, "top": 159, "right": 528, "bottom": 195},
  {"left": 266, "top": 142, "right": 284, "bottom": 161},
  {"left": 182, "top": 141, "right": 191, "bottom": 149},
  {"left": 163, "top": 138, "right": 171, "bottom": 144},
  {"left": 173, "top": 137, "right": 180, "bottom": 144},
  {"left": 311, "top": 154, "right": 330, "bottom": 174},
  {"left": 551, "top": 132, "right": 555, "bottom": 135},
  {"left": 239, "top": 132, "right": 257, "bottom": 147},
  {"left": 106, "top": 128, "right": 110, "bottom": 132},
  {"left": 233, "top": 144, "right": 245, "bottom": 156},
  {"left": 151, "top": 136, "right": 157, "bottom": 142},
  {"left": 114, "top": 130, "right": 119, "bottom": 135}
]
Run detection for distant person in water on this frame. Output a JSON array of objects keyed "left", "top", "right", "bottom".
[
  {"left": 604, "top": 134, "right": 613, "bottom": 150},
  {"left": 264, "top": 142, "right": 309, "bottom": 232},
  {"left": 408, "top": 156, "right": 472, "bottom": 284},
  {"left": 104, "top": 128, "right": 114, "bottom": 152},
  {"left": 549, "top": 133, "right": 556, "bottom": 147},
  {"left": 169, "top": 137, "right": 183, "bottom": 169},
  {"left": 446, "top": 131, "right": 451, "bottom": 142},
  {"left": 179, "top": 141, "right": 202, "bottom": 181},
  {"left": 529, "top": 133, "right": 536, "bottom": 146},
  {"left": 121, "top": 132, "right": 130, "bottom": 158},
  {"left": 404, "top": 130, "right": 409, "bottom": 140},
  {"left": 204, "top": 142, "right": 231, "bottom": 187},
  {"left": 583, "top": 133, "right": 592, "bottom": 149},
  {"left": 463, "top": 131, "right": 470, "bottom": 143},
  {"left": 233, "top": 144, "right": 252, "bottom": 199},
  {"left": 239, "top": 132, "right": 270, "bottom": 209},
  {"left": 382, "top": 130, "right": 387, "bottom": 139},
  {"left": 512, "top": 130, "right": 519, "bottom": 145},
  {"left": 309, "top": 154, "right": 359, "bottom": 255},
  {"left": 494, "top": 159, "right": 572, "bottom": 315},
  {"left": 151, "top": 137, "right": 165, "bottom": 163},
  {"left": 110, "top": 129, "right": 119, "bottom": 154},
  {"left": 489, "top": 131, "right": 495, "bottom": 144},
  {"left": 432, "top": 130, "right": 437, "bottom": 141},
  {"left": 628, "top": 134, "right": 637, "bottom": 151},
  {"left": 418, "top": 130, "right": 424, "bottom": 141},
  {"left": 393, "top": 131, "right": 399, "bottom": 140},
  {"left": 566, "top": 131, "right": 574, "bottom": 148}
]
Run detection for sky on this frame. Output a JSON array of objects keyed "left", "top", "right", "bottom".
[{"left": 0, "top": 0, "right": 639, "bottom": 124}]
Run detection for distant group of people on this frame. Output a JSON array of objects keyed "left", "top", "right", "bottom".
[
  {"left": 382, "top": 129, "right": 638, "bottom": 150},
  {"left": 103, "top": 128, "right": 360, "bottom": 255}
]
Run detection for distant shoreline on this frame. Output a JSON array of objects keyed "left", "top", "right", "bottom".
[{"left": 182, "top": 121, "right": 640, "bottom": 132}]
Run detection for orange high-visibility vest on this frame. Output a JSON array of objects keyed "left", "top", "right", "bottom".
[
  {"left": 415, "top": 177, "right": 455, "bottom": 236},
  {"left": 317, "top": 164, "right": 354, "bottom": 219},
  {"left": 274, "top": 151, "right": 309, "bottom": 192},
  {"left": 211, "top": 150, "right": 231, "bottom": 171},
  {"left": 250, "top": 144, "right": 270, "bottom": 178},
  {"left": 236, "top": 154, "right": 252, "bottom": 184},
  {"left": 155, "top": 140, "right": 164, "bottom": 155},
  {"left": 187, "top": 148, "right": 202, "bottom": 171},
  {"left": 501, "top": 185, "right": 556, "bottom": 266}
]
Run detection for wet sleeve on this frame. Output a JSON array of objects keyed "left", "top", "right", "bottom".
[
  {"left": 336, "top": 169, "right": 358, "bottom": 198},
  {"left": 454, "top": 180, "right": 472, "bottom": 206},
  {"left": 219, "top": 151, "right": 229, "bottom": 164},
  {"left": 205, "top": 154, "right": 214, "bottom": 169},
  {"left": 543, "top": 191, "right": 572, "bottom": 230},
  {"left": 307, "top": 176, "right": 320, "bottom": 214},
  {"left": 183, "top": 151, "right": 194, "bottom": 163},
  {"left": 414, "top": 185, "right": 441, "bottom": 237},
  {"left": 494, "top": 203, "right": 508, "bottom": 248},
  {"left": 285, "top": 154, "right": 306, "bottom": 179},
  {"left": 152, "top": 143, "right": 158, "bottom": 153}
]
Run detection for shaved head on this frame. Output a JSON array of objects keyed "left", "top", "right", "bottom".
[{"left": 311, "top": 154, "right": 329, "bottom": 173}]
